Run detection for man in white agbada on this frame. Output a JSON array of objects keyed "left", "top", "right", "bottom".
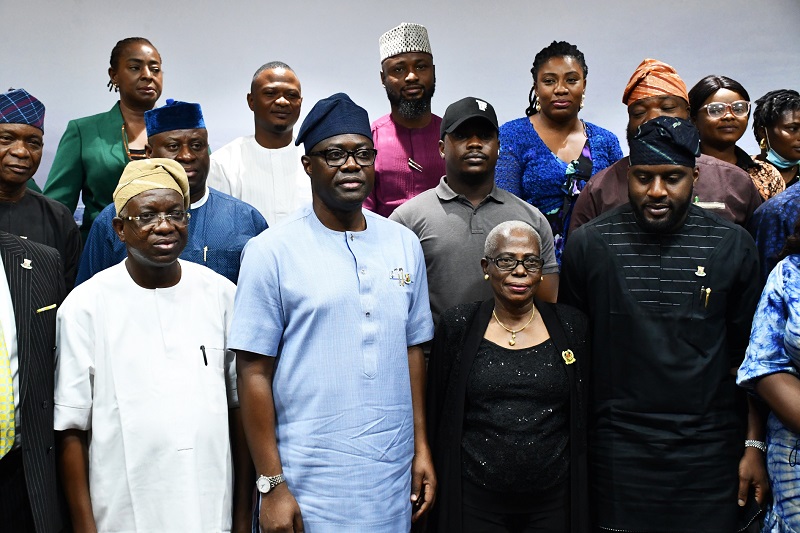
[
  {"left": 208, "top": 61, "right": 312, "bottom": 226},
  {"left": 54, "top": 158, "right": 251, "bottom": 532}
]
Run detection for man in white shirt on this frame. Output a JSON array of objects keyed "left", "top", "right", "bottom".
[
  {"left": 55, "top": 159, "right": 250, "bottom": 532},
  {"left": 208, "top": 61, "right": 311, "bottom": 226}
]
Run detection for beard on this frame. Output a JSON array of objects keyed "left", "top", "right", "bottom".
[
  {"left": 385, "top": 82, "right": 436, "bottom": 121},
  {"left": 629, "top": 193, "right": 692, "bottom": 234}
]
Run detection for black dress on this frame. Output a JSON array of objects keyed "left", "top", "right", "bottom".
[{"left": 426, "top": 298, "right": 589, "bottom": 532}]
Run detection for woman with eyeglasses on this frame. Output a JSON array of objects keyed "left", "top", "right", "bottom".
[
  {"left": 689, "top": 75, "right": 784, "bottom": 200},
  {"left": 426, "top": 220, "right": 588, "bottom": 532},
  {"left": 44, "top": 37, "right": 163, "bottom": 240},
  {"left": 753, "top": 89, "right": 800, "bottom": 189},
  {"left": 738, "top": 216, "right": 800, "bottom": 532}
]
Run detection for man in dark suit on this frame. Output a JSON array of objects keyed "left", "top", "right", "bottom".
[{"left": 0, "top": 231, "right": 65, "bottom": 532}]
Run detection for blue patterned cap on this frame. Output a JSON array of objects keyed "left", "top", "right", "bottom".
[
  {"left": 629, "top": 116, "right": 701, "bottom": 167},
  {"left": 145, "top": 99, "right": 205, "bottom": 138},
  {"left": 0, "top": 88, "right": 45, "bottom": 132},
  {"left": 295, "top": 93, "right": 372, "bottom": 153}
]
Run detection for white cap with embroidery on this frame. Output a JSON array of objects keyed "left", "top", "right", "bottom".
[{"left": 379, "top": 22, "right": 432, "bottom": 62}]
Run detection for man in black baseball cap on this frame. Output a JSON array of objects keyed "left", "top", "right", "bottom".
[{"left": 391, "top": 96, "right": 559, "bottom": 325}]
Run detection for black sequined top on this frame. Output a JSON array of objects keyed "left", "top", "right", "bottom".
[{"left": 461, "top": 338, "right": 569, "bottom": 493}]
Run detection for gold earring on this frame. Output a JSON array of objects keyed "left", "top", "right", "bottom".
[
  {"left": 580, "top": 93, "right": 585, "bottom": 110},
  {"left": 540, "top": 276, "right": 543, "bottom": 281},
  {"left": 759, "top": 138, "right": 767, "bottom": 151},
  {"left": 534, "top": 98, "right": 541, "bottom": 113},
  {"left": 484, "top": 274, "right": 489, "bottom": 280}
]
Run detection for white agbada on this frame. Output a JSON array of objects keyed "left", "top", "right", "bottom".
[
  {"left": 54, "top": 260, "right": 238, "bottom": 533},
  {"left": 208, "top": 135, "right": 312, "bottom": 227}
]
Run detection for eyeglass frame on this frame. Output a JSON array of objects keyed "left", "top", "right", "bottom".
[
  {"left": 122, "top": 210, "right": 191, "bottom": 230},
  {"left": 307, "top": 148, "right": 378, "bottom": 168},
  {"left": 485, "top": 255, "right": 545, "bottom": 272},
  {"left": 699, "top": 100, "right": 750, "bottom": 119}
]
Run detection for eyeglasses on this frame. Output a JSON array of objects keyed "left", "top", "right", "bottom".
[
  {"left": 485, "top": 255, "right": 544, "bottom": 272},
  {"left": 699, "top": 100, "right": 750, "bottom": 119},
  {"left": 308, "top": 148, "right": 378, "bottom": 168},
  {"left": 124, "top": 211, "right": 191, "bottom": 230}
]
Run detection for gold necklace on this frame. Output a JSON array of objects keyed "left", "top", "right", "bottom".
[{"left": 492, "top": 307, "right": 535, "bottom": 346}]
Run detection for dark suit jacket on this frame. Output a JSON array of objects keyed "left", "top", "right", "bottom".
[{"left": 0, "top": 231, "right": 65, "bottom": 532}]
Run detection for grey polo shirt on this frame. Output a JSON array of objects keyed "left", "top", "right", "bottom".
[{"left": 390, "top": 176, "right": 557, "bottom": 325}]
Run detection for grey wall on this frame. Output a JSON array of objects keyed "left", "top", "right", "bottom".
[{"left": 5, "top": 0, "right": 800, "bottom": 187}]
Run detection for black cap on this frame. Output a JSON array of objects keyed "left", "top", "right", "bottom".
[
  {"left": 440, "top": 97, "right": 498, "bottom": 140},
  {"left": 629, "top": 116, "right": 701, "bottom": 168}
]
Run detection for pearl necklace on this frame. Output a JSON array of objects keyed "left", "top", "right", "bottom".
[{"left": 492, "top": 307, "right": 535, "bottom": 346}]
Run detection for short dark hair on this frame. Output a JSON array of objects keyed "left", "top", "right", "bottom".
[
  {"left": 688, "top": 75, "right": 750, "bottom": 119},
  {"left": 110, "top": 37, "right": 156, "bottom": 69},
  {"left": 252, "top": 61, "right": 294, "bottom": 82},
  {"left": 752, "top": 89, "right": 800, "bottom": 142},
  {"left": 526, "top": 41, "right": 588, "bottom": 117}
]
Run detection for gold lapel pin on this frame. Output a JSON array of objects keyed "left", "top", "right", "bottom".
[{"left": 562, "top": 349, "right": 576, "bottom": 365}]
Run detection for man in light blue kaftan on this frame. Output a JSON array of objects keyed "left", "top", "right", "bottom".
[
  {"left": 74, "top": 99, "right": 267, "bottom": 286},
  {"left": 231, "top": 93, "right": 436, "bottom": 532}
]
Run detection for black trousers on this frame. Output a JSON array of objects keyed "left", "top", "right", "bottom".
[
  {"left": 0, "top": 447, "right": 36, "bottom": 532},
  {"left": 462, "top": 480, "right": 569, "bottom": 533}
]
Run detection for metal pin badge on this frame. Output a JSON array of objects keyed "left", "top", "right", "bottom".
[
  {"left": 21, "top": 259, "right": 32, "bottom": 270},
  {"left": 694, "top": 266, "right": 706, "bottom": 277}
]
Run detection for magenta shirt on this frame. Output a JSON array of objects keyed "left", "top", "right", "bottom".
[{"left": 364, "top": 113, "right": 446, "bottom": 217}]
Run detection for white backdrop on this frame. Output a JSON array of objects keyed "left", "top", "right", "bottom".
[{"left": 4, "top": 0, "right": 800, "bottom": 187}]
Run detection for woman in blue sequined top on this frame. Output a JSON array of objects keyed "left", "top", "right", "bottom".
[{"left": 495, "top": 41, "right": 622, "bottom": 265}]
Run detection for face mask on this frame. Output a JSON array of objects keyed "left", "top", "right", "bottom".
[{"left": 765, "top": 133, "right": 800, "bottom": 169}]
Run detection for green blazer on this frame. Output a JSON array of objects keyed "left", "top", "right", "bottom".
[{"left": 43, "top": 102, "right": 126, "bottom": 240}]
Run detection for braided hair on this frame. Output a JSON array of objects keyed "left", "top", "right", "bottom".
[
  {"left": 525, "top": 41, "right": 588, "bottom": 117},
  {"left": 107, "top": 37, "right": 157, "bottom": 92},
  {"left": 752, "top": 89, "right": 800, "bottom": 143}
]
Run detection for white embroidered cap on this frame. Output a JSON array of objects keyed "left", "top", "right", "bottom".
[{"left": 379, "top": 23, "right": 432, "bottom": 62}]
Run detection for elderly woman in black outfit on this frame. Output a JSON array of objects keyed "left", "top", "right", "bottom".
[{"left": 426, "top": 220, "right": 588, "bottom": 532}]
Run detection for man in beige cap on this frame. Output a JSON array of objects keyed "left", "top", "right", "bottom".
[
  {"left": 54, "top": 159, "right": 251, "bottom": 532},
  {"left": 365, "top": 22, "right": 445, "bottom": 217},
  {"left": 570, "top": 58, "right": 761, "bottom": 232}
]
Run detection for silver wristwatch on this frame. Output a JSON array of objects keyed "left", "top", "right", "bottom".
[{"left": 256, "top": 473, "right": 286, "bottom": 494}]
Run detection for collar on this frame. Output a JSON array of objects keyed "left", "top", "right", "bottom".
[
  {"left": 190, "top": 187, "right": 210, "bottom": 210},
  {"left": 434, "top": 176, "right": 504, "bottom": 204},
  {"left": 733, "top": 146, "right": 758, "bottom": 171}
]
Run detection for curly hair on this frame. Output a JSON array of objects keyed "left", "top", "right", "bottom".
[
  {"left": 525, "top": 41, "right": 588, "bottom": 117},
  {"left": 688, "top": 75, "right": 750, "bottom": 119},
  {"left": 752, "top": 89, "right": 800, "bottom": 143}
]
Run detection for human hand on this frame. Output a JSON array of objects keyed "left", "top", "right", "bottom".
[
  {"left": 411, "top": 448, "right": 437, "bottom": 522},
  {"left": 259, "top": 484, "right": 304, "bottom": 533},
  {"left": 738, "top": 446, "right": 770, "bottom": 507}
]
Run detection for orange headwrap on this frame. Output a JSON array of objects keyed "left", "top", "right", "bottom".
[{"left": 622, "top": 58, "right": 689, "bottom": 106}]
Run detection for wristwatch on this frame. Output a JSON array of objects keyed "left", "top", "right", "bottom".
[{"left": 256, "top": 473, "right": 286, "bottom": 494}]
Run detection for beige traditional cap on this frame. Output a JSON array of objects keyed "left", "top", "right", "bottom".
[
  {"left": 113, "top": 158, "right": 190, "bottom": 215},
  {"left": 379, "top": 22, "right": 432, "bottom": 62}
]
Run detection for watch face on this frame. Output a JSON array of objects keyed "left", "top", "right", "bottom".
[{"left": 256, "top": 476, "right": 271, "bottom": 494}]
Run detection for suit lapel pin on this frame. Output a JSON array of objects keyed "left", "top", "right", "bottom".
[
  {"left": 694, "top": 266, "right": 706, "bottom": 277},
  {"left": 562, "top": 349, "right": 576, "bottom": 365},
  {"left": 21, "top": 258, "right": 32, "bottom": 270}
]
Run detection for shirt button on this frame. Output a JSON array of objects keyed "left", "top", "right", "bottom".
[
  {"left": 41, "top": 400, "right": 48, "bottom": 408},
  {"left": 360, "top": 269, "right": 366, "bottom": 275},
  {"left": 366, "top": 312, "right": 371, "bottom": 317}
]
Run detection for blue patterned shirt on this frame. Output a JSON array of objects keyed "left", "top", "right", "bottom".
[
  {"left": 748, "top": 184, "right": 800, "bottom": 286},
  {"left": 75, "top": 187, "right": 267, "bottom": 285},
  {"left": 738, "top": 255, "right": 800, "bottom": 531}
]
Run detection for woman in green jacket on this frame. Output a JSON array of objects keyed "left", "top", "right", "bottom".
[{"left": 44, "top": 37, "right": 163, "bottom": 240}]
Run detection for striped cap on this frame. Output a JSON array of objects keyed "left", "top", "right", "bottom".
[
  {"left": 622, "top": 59, "right": 689, "bottom": 106},
  {"left": 0, "top": 88, "right": 45, "bottom": 132}
]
